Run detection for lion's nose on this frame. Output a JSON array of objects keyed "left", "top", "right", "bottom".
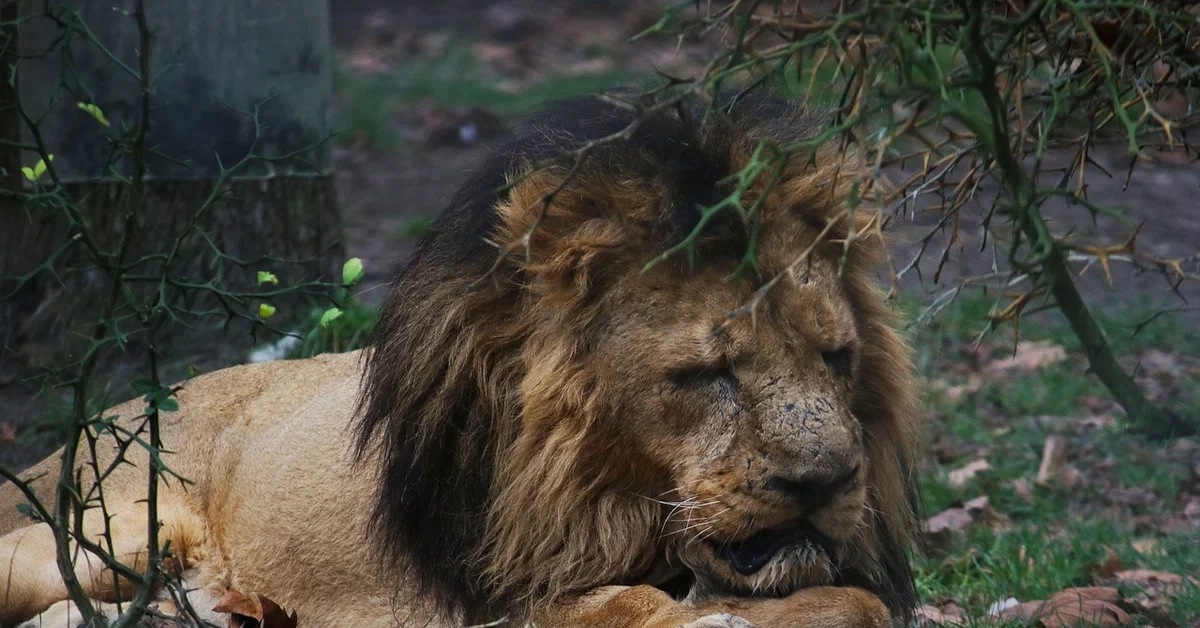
[{"left": 765, "top": 464, "right": 860, "bottom": 509}]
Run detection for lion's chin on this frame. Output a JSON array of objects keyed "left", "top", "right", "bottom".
[
  {"left": 713, "top": 521, "right": 836, "bottom": 576},
  {"left": 680, "top": 523, "right": 838, "bottom": 599}
]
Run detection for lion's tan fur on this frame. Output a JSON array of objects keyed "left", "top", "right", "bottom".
[
  {"left": 0, "top": 352, "right": 410, "bottom": 626},
  {"left": 2, "top": 97, "right": 920, "bottom": 628}
]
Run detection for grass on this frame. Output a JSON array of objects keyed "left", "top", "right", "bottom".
[
  {"left": 287, "top": 299, "right": 378, "bottom": 359},
  {"left": 333, "top": 39, "right": 642, "bottom": 148},
  {"left": 907, "top": 289, "right": 1200, "bottom": 624}
]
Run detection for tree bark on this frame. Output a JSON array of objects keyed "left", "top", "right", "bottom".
[{"left": 1, "top": 0, "right": 342, "bottom": 376}]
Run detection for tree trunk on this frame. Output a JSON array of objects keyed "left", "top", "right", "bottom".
[{"left": 1, "top": 0, "right": 342, "bottom": 377}]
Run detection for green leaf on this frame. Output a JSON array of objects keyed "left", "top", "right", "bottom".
[
  {"left": 76, "top": 101, "right": 111, "bottom": 126},
  {"left": 21, "top": 155, "right": 53, "bottom": 182},
  {"left": 157, "top": 398, "right": 179, "bottom": 412},
  {"left": 342, "top": 257, "right": 365, "bottom": 286},
  {"left": 257, "top": 271, "right": 279, "bottom": 286},
  {"left": 258, "top": 303, "right": 277, "bottom": 319},
  {"left": 318, "top": 307, "right": 343, "bottom": 328}
]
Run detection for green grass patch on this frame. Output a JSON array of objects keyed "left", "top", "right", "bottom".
[
  {"left": 288, "top": 299, "right": 378, "bottom": 358},
  {"left": 334, "top": 39, "right": 644, "bottom": 148},
  {"left": 909, "top": 290, "right": 1199, "bottom": 624}
]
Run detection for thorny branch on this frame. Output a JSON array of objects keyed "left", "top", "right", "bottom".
[
  {"left": 0, "top": 2, "right": 347, "bottom": 626},
  {"left": 491, "top": 0, "right": 1200, "bottom": 435}
]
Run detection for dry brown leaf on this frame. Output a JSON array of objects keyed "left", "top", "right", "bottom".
[
  {"left": 926, "top": 507, "right": 974, "bottom": 535},
  {"left": 1086, "top": 546, "right": 1124, "bottom": 579},
  {"left": 964, "top": 495, "right": 1013, "bottom": 531},
  {"left": 948, "top": 459, "right": 991, "bottom": 488},
  {"left": 1113, "top": 569, "right": 1198, "bottom": 598},
  {"left": 1111, "top": 568, "right": 1198, "bottom": 623},
  {"left": 214, "top": 589, "right": 298, "bottom": 628},
  {"left": 1036, "top": 435, "right": 1080, "bottom": 488},
  {"left": 1080, "top": 414, "right": 1116, "bottom": 430},
  {"left": 1012, "top": 477, "right": 1035, "bottom": 503},
  {"left": 1183, "top": 498, "right": 1200, "bottom": 523},
  {"left": 1135, "top": 350, "right": 1186, "bottom": 402},
  {"left": 1001, "top": 587, "right": 1131, "bottom": 627},
  {"left": 923, "top": 496, "right": 1013, "bottom": 552},
  {"left": 984, "top": 340, "right": 1067, "bottom": 376},
  {"left": 938, "top": 374, "right": 983, "bottom": 403},
  {"left": 1130, "top": 538, "right": 1158, "bottom": 555},
  {"left": 931, "top": 435, "right": 969, "bottom": 464},
  {"left": 915, "top": 600, "right": 967, "bottom": 627},
  {"left": 923, "top": 506, "right": 974, "bottom": 554}
]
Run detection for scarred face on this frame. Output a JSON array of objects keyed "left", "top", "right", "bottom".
[{"left": 588, "top": 248, "right": 871, "bottom": 600}]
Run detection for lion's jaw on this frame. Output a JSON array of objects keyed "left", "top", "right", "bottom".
[{"left": 581, "top": 259, "right": 872, "bottom": 600}]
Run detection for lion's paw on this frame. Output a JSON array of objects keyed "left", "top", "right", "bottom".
[{"left": 680, "top": 613, "right": 756, "bottom": 628}]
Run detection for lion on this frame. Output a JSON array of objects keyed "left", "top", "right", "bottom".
[{"left": 0, "top": 93, "right": 921, "bottom": 628}]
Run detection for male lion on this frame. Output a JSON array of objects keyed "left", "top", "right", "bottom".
[{"left": 1, "top": 94, "right": 921, "bottom": 628}]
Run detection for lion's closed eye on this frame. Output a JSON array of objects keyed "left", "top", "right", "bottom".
[
  {"left": 669, "top": 365, "right": 738, "bottom": 396},
  {"left": 821, "top": 346, "right": 854, "bottom": 378}
]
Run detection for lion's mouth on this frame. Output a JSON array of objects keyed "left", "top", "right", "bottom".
[{"left": 711, "top": 520, "right": 836, "bottom": 575}]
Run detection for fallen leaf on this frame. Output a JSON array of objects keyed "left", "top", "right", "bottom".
[
  {"left": 1080, "top": 414, "right": 1115, "bottom": 430},
  {"left": 1001, "top": 587, "right": 1131, "bottom": 627},
  {"left": 915, "top": 600, "right": 967, "bottom": 627},
  {"left": 984, "top": 340, "right": 1067, "bottom": 376},
  {"left": 923, "top": 496, "right": 1012, "bottom": 552},
  {"left": 948, "top": 459, "right": 991, "bottom": 488},
  {"left": 1134, "top": 350, "right": 1184, "bottom": 402},
  {"left": 1011, "top": 478, "right": 1035, "bottom": 503},
  {"left": 1184, "top": 498, "right": 1200, "bottom": 523},
  {"left": 964, "top": 495, "right": 1013, "bottom": 530},
  {"left": 926, "top": 507, "right": 974, "bottom": 536},
  {"left": 1036, "top": 435, "right": 1080, "bottom": 488},
  {"left": 939, "top": 374, "right": 983, "bottom": 403},
  {"left": 931, "top": 435, "right": 969, "bottom": 464},
  {"left": 214, "top": 589, "right": 298, "bottom": 628},
  {"left": 986, "top": 597, "right": 1020, "bottom": 615},
  {"left": 1108, "top": 569, "right": 1198, "bottom": 623},
  {"left": 1086, "top": 546, "right": 1124, "bottom": 579},
  {"left": 1130, "top": 538, "right": 1158, "bottom": 555},
  {"left": 1112, "top": 569, "right": 1198, "bottom": 598},
  {"left": 1172, "top": 437, "right": 1198, "bottom": 453}
]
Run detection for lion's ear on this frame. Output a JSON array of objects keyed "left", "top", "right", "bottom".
[{"left": 493, "top": 170, "right": 641, "bottom": 288}]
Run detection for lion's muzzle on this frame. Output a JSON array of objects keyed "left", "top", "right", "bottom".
[{"left": 713, "top": 520, "right": 836, "bottom": 576}]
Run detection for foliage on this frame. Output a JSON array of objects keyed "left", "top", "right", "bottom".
[
  {"left": 910, "top": 293, "right": 1200, "bottom": 625},
  {"left": 0, "top": 3, "right": 353, "bottom": 625}
]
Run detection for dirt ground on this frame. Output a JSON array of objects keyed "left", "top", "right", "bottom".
[{"left": 330, "top": 1, "right": 1200, "bottom": 313}]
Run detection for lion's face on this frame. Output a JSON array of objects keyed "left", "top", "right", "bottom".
[
  {"left": 586, "top": 249, "right": 869, "bottom": 598},
  {"left": 360, "top": 95, "right": 920, "bottom": 623}
]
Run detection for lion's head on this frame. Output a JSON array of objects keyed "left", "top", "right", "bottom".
[{"left": 356, "top": 94, "right": 921, "bottom": 624}]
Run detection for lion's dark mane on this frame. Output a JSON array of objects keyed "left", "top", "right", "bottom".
[{"left": 353, "top": 93, "right": 918, "bottom": 624}]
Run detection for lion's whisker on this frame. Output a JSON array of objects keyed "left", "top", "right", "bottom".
[{"left": 661, "top": 507, "right": 730, "bottom": 539}]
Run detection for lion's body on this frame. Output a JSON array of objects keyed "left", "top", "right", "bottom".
[
  {"left": 2, "top": 94, "right": 920, "bottom": 628},
  {"left": 0, "top": 352, "right": 410, "bottom": 626}
]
